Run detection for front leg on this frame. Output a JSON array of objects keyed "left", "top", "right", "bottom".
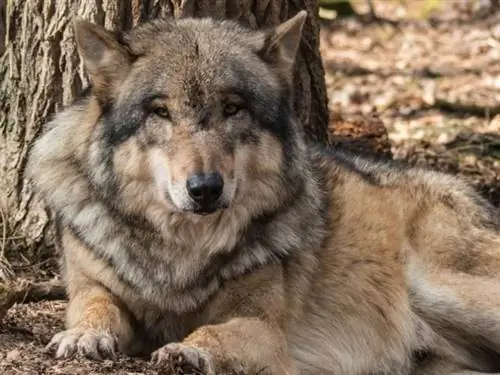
[
  {"left": 46, "top": 280, "right": 133, "bottom": 360},
  {"left": 152, "top": 265, "right": 295, "bottom": 375},
  {"left": 46, "top": 229, "right": 135, "bottom": 360},
  {"left": 153, "top": 318, "right": 292, "bottom": 374}
]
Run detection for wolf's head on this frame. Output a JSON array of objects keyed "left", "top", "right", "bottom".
[{"left": 74, "top": 12, "right": 307, "bottom": 216}]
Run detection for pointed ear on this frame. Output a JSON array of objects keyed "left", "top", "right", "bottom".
[
  {"left": 73, "top": 19, "right": 132, "bottom": 103},
  {"left": 259, "top": 10, "right": 307, "bottom": 68}
]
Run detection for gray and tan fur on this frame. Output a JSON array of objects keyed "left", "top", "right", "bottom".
[{"left": 26, "top": 10, "right": 500, "bottom": 375}]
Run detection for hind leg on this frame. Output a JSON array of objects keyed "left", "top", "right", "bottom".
[{"left": 409, "top": 260, "right": 500, "bottom": 372}]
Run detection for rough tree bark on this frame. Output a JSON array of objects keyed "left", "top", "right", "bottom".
[{"left": 0, "top": 0, "right": 329, "bottom": 275}]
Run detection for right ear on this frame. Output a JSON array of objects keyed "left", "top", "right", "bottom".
[
  {"left": 73, "top": 19, "right": 132, "bottom": 104},
  {"left": 258, "top": 11, "right": 307, "bottom": 71}
]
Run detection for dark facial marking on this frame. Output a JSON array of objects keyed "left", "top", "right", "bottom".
[
  {"left": 101, "top": 90, "right": 170, "bottom": 147},
  {"left": 184, "top": 70, "right": 205, "bottom": 110},
  {"left": 238, "top": 128, "right": 259, "bottom": 145},
  {"left": 101, "top": 101, "right": 147, "bottom": 146},
  {"left": 197, "top": 110, "right": 212, "bottom": 130},
  {"left": 228, "top": 60, "right": 294, "bottom": 145},
  {"left": 194, "top": 40, "right": 199, "bottom": 57}
]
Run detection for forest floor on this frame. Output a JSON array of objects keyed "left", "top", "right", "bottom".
[
  {"left": 322, "top": 0, "right": 500, "bottom": 206},
  {"left": 1, "top": 1, "right": 500, "bottom": 374}
]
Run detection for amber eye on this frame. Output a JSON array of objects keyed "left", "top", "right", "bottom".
[
  {"left": 223, "top": 103, "right": 242, "bottom": 117},
  {"left": 153, "top": 106, "right": 170, "bottom": 120}
]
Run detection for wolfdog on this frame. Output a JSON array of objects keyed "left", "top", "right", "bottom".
[{"left": 26, "top": 10, "right": 500, "bottom": 375}]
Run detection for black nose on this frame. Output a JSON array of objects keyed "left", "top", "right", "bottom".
[{"left": 186, "top": 173, "right": 224, "bottom": 205}]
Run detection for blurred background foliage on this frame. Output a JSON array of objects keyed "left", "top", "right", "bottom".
[{"left": 318, "top": 0, "right": 499, "bottom": 20}]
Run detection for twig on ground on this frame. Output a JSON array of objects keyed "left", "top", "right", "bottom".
[
  {"left": 324, "top": 61, "right": 482, "bottom": 78},
  {"left": 0, "top": 279, "right": 66, "bottom": 322},
  {"left": 0, "top": 255, "right": 15, "bottom": 283},
  {"left": 434, "top": 98, "right": 500, "bottom": 117}
]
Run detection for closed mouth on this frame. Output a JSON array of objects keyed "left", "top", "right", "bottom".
[{"left": 190, "top": 202, "right": 229, "bottom": 216}]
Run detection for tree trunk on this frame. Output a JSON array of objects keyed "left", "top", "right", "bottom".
[{"left": 0, "top": 0, "right": 329, "bottom": 273}]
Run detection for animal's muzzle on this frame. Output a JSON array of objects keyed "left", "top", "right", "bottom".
[{"left": 186, "top": 172, "right": 224, "bottom": 214}]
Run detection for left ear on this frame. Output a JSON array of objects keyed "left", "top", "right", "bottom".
[
  {"left": 258, "top": 10, "right": 307, "bottom": 69},
  {"left": 73, "top": 18, "right": 133, "bottom": 105}
]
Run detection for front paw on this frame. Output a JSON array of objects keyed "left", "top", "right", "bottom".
[
  {"left": 45, "top": 327, "right": 118, "bottom": 360},
  {"left": 151, "top": 343, "right": 215, "bottom": 375}
]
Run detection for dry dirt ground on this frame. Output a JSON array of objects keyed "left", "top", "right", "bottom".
[{"left": 1, "top": 1, "right": 500, "bottom": 374}]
